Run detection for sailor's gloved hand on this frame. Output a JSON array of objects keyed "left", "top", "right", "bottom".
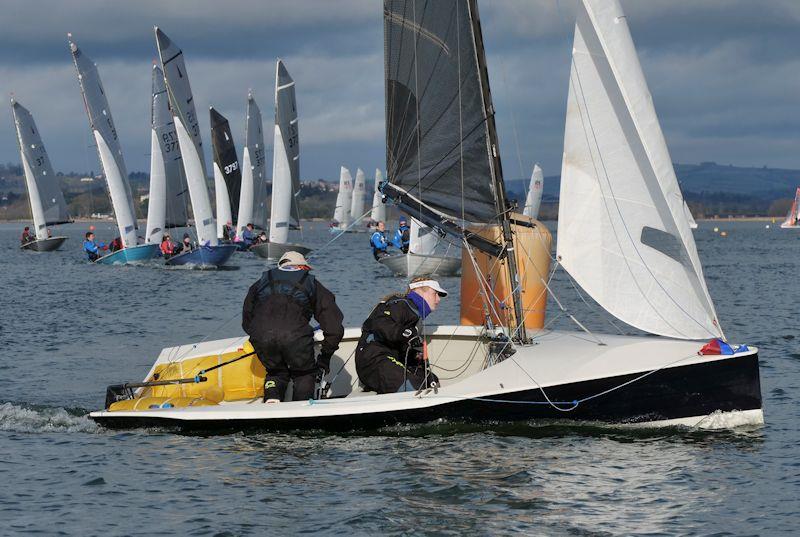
[{"left": 317, "top": 352, "right": 333, "bottom": 375}]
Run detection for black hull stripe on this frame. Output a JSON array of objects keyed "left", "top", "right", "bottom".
[{"left": 93, "top": 353, "right": 762, "bottom": 434}]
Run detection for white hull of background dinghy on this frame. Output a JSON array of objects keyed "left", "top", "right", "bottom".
[{"left": 89, "top": 326, "right": 762, "bottom": 432}]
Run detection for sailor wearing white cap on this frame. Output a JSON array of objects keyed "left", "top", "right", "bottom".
[{"left": 355, "top": 277, "right": 447, "bottom": 394}]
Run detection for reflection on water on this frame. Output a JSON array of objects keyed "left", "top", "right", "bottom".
[{"left": 0, "top": 220, "right": 798, "bottom": 535}]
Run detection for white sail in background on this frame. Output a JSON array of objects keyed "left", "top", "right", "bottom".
[
  {"left": 333, "top": 166, "right": 353, "bottom": 227},
  {"left": 269, "top": 59, "right": 299, "bottom": 245},
  {"left": 244, "top": 93, "right": 268, "bottom": 231},
  {"left": 237, "top": 93, "right": 256, "bottom": 235},
  {"left": 70, "top": 36, "right": 138, "bottom": 247},
  {"left": 155, "top": 27, "right": 218, "bottom": 246},
  {"left": 523, "top": 163, "right": 544, "bottom": 219},
  {"left": 408, "top": 217, "right": 437, "bottom": 256},
  {"left": 371, "top": 169, "right": 387, "bottom": 223},
  {"left": 350, "top": 167, "right": 366, "bottom": 223},
  {"left": 684, "top": 201, "right": 698, "bottom": 229},
  {"left": 213, "top": 161, "right": 233, "bottom": 238},
  {"left": 556, "top": 0, "right": 722, "bottom": 340},
  {"left": 11, "top": 100, "right": 70, "bottom": 239}
]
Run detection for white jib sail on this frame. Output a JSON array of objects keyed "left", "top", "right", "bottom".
[
  {"left": 155, "top": 27, "right": 217, "bottom": 246},
  {"left": 556, "top": 0, "right": 722, "bottom": 340},
  {"left": 70, "top": 37, "right": 137, "bottom": 247},
  {"left": 213, "top": 162, "right": 233, "bottom": 238},
  {"left": 371, "top": 169, "right": 387, "bottom": 223},
  {"left": 351, "top": 168, "right": 366, "bottom": 223},
  {"left": 12, "top": 100, "right": 70, "bottom": 239},
  {"left": 684, "top": 201, "right": 698, "bottom": 229},
  {"left": 408, "top": 217, "right": 437, "bottom": 256},
  {"left": 146, "top": 128, "right": 166, "bottom": 244},
  {"left": 333, "top": 166, "right": 353, "bottom": 227},
  {"left": 269, "top": 59, "right": 299, "bottom": 245},
  {"left": 236, "top": 93, "right": 257, "bottom": 236},
  {"left": 523, "top": 163, "right": 544, "bottom": 219}
]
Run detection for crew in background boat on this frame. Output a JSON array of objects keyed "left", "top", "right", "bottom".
[
  {"left": 240, "top": 223, "right": 256, "bottom": 247},
  {"left": 20, "top": 226, "right": 35, "bottom": 244},
  {"left": 160, "top": 234, "right": 178, "bottom": 259},
  {"left": 181, "top": 233, "right": 194, "bottom": 253},
  {"left": 355, "top": 278, "right": 446, "bottom": 393},
  {"left": 222, "top": 221, "right": 234, "bottom": 242},
  {"left": 83, "top": 232, "right": 107, "bottom": 262},
  {"left": 370, "top": 221, "right": 391, "bottom": 260},
  {"left": 109, "top": 237, "right": 123, "bottom": 253},
  {"left": 391, "top": 216, "right": 410, "bottom": 254},
  {"left": 242, "top": 251, "right": 344, "bottom": 403}
]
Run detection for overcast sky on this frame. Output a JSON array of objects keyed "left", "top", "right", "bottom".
[{"left": 1, "top": 0, "right": 798, "bottom": 181}]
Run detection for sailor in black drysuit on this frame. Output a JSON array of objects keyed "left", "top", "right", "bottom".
[
  {"left": 242, "top": 251, "right": 344, "bottom": 402},
  {"left": 355, "top": 279, "right": 448, "bottom": 393}
]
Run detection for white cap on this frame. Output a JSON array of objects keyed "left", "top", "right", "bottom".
[
  {"left": 409, "top": 279, "right": 448, "bottom": 297},
  {"left": 278, "top": 251, "right": 311, "bottom": 268}
]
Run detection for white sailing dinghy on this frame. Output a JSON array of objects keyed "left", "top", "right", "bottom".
[
  {"left": 522, "top": 163, "right": 544, "bottom": 219},
  {"left": 781, "top": 188, "right": 800, "bottom": 228},
  {"left": 11, "top": 99, "right": 71, "bottom": 251},
  {"left": 329, "top": 166, "right": 354, "bottom": 233},
  {"left": 92, "top": 0, "right": 761, "bottom": 432},
  {"left": 155, "top": 28, "right": 237, "bottom": 268},
  {"left": 210, "top": 107, "right": 242, "bottom": 242},
  {"left": 69, "top": 36, "right": 159, "bottom": 264},
  {"left": 350, "top": 168, "right": 368, "bottom": 231},
  {"left": 252, "top": 59, "right": 311, "bottom": 259},
  {"left": 379, "top": 217, "right": 461, "bottom": 277},
  {"left": 242, "top": 92, "right": 269, "bottom": 234},
  {"left": 145, "top": 64, "right": 189, "bottom": 246},
  {"left": 368, "top": 169, "right": 388, "bottom": 228}
]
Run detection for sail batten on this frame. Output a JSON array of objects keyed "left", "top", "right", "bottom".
[
  {"left": 156, "top": 27, "right": 217, "bottom": 246},
  {"left": 557, "top": 0, "right": 721, "bottom": 340},
  {"left": 11, "top": 100, "right": 70, "bottom": 238}
]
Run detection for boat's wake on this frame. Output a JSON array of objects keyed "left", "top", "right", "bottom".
[{"left": 0, "top": 402, "right": 98, "bottom": 434}]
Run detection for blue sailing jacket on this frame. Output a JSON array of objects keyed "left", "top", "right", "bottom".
[
  {"left": 391, "top": 225, "right": 410, "bottom": 251},
  {"left": 371, "top": 231, "right": 389, "bottom": 254}
]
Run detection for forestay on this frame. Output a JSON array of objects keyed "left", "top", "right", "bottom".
[
  {"left": 244, "top": 92, "right": 267, "bottom": 231},
  {"left": 11, "top": 100, "right": 70, "bottom": 239},
  {"left": 523, "top": 163, "right": 543, "bottom": 219},
  {"left": 70, "top": 37, "right": 138, "bottom": 247},
  {"left": 351, "top": 168, "right": 366, "bottom": 222},
  {"left": 156, "top": 27, "right": 218, "bottom": 246},
  {"left": 384, "top": 0, "right": 497, "bottom": 223},
  {"left": 557, "top": 0, "right": 722, "bottom": 340},
  {"left": 210, "top": 107, "right": 241, "bottom": 237},
  {"left": 269, "top": 59, "right": 300, "bottom": 245},
  {"left": 333, "top": 166, "right": 353, "bottom": 227},
  {"left": 371, "top": 169, "right": 387, "bottom": 223},
  {"left": 146, "top": 65, "right": 188, "bottom": 244}
]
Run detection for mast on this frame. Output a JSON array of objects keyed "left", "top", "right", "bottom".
[{"left": 467, "top": 0, "right": 527, "bottom": 341}]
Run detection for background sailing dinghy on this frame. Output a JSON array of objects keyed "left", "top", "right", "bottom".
[
  {"left": 210, "top": 107, "right": 242, "bottom": 242},
  {"left": 329, "top": 166, "right": 354, "bottom": 234},
  {"left": 368, "top": 169, "right": 387, "bottom": 228},
  {"left": 155, "top": 28, "right": 237, "bottom": 268},
  {"left": 91, "top": 0, "right": 761, "bottom": 432},
  {"left": 144, "top": 65, "right": 190, "bottom": 247},
  {"left": 378, "top": 217, "right": 461, "bottom": 277},
  {"left": 349, "top": 168, "right": 369, "bottom": 231},
  {"left": 240, "top": 91, "right": 269, "bottom": 234},
  {"left": 684, "top": 201, "right": 698, "bottom": 230},
  {"left": 523, "top": 163, "right": 543, "bottom": 220},
  {"left": 780, "top": 188, "right": 800, "bottom": 229},
  {"left": 252, "top": 60, "right": 311, "bottom": 259},
  {"left": 69, "top": 36, "right": 159, "bottom": 264},
  {"left": 11, "top": 99, "right": 70, "bottom": 252}
]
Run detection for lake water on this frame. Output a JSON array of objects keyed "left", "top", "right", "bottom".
[{"left": 1, "top": 220, "right": 798, "bottom": 536}]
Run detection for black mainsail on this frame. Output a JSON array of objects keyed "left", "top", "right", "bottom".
[
  {"left": 210, "top": 107, "right": 242, "bottom": 228},
  {"left": 383, "top": 0, "right": 526, "bottom": 338}
]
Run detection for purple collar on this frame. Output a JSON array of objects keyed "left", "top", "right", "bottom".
[{"left": 407, "top": 291, "right": 431, "bottom": 319}]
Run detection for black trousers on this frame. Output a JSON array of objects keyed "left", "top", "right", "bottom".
[
  {"left": 252, "top": 335, "right": 316, "bottom": 401},
  {"left": 355, "top": 343, "right": 438, "bottom": 394}
]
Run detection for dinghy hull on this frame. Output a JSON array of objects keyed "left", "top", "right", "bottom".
[
  {"left": 89, "top": 328, "right": 763, "bottom": 433},
  {"left": 250, "top": 242, "right": 312, "bottom": 260},
  {"left": 378, "top": 253, "right": 461, "bottom": 277},
  {"left": 20, "top": 236, "right": 68, "bottom": 252},
  {"left": 164, "top": 244, "right": 237, "bottom": 268},
  {"left": 95, "top": 243, "right": 159, "bottom": 265}
]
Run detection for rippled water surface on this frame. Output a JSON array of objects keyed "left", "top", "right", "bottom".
[{"left": 1, "top": 220, "right": 798, "bottom": 536}]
